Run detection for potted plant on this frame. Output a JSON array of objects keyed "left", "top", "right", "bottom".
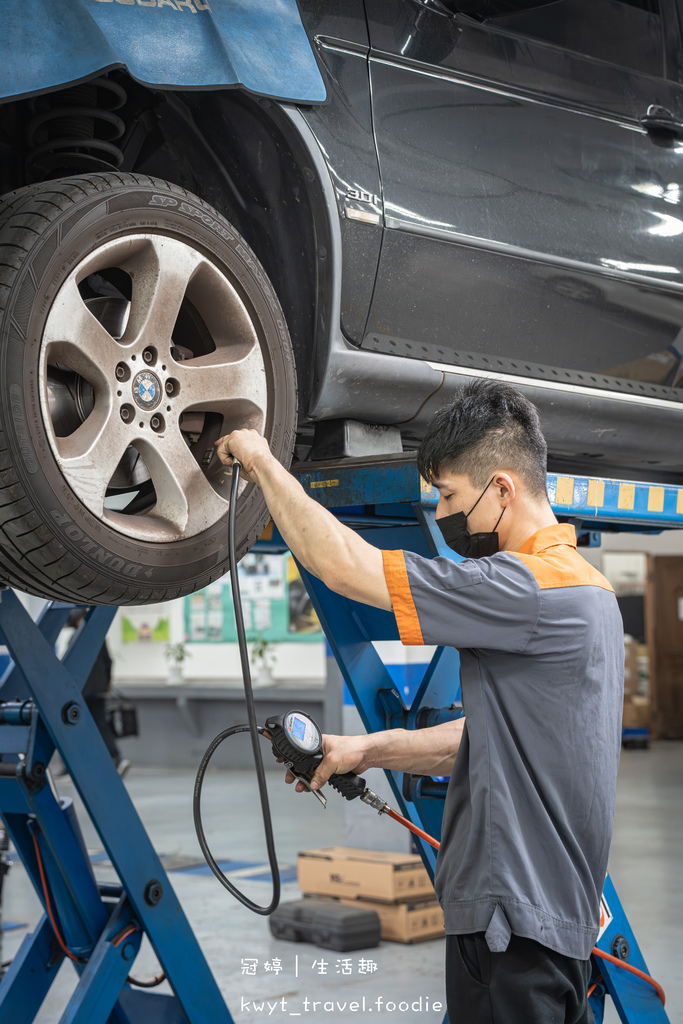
[
  {"left": 164, "top": 642, "right": 191, "bottom": 685},
  {"left": 250, "top": 633, "right": 277, "bottom": 687}
]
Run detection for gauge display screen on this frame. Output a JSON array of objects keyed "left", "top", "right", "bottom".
[
  {"left": 291, "top": 716, "right": 306, "bottom": 742},
  {"left": 285, "top": 712, "right": 320, "bottom": 753}
]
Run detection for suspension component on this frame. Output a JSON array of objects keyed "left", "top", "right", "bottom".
[{"left": 26, "top": 76, "right": 127, "bottom": 181}]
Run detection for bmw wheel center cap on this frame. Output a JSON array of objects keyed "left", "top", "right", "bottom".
[{"left": 132, "top": 370, "right": 162, "bottom": 411}]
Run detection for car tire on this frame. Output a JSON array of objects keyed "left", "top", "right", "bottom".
[{"left": 0, "top": 173, "right": 297, "bottom": 605}]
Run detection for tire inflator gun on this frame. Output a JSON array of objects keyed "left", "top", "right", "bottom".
[{"left": 192, "top": 460, "right": 666, "bottom": 1008}]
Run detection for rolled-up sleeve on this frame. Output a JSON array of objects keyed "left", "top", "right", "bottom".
[{"left": 382, "top": 550, "right": 540, "bottom": 652}]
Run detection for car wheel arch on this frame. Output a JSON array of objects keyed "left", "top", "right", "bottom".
[{"left": 1, "top": 75, "right": 328, "bottom": 420}]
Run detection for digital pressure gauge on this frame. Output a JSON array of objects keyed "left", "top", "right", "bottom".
[
  {"left": 283, "top": 711, "right": 321, "bottom": 756},
  {"left": 265, "top": 710, "right": 366, "bottom": 806}
]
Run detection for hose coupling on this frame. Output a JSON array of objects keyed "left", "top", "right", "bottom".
[{"left": 360, "top": 788, "right": 387, "bottom": 814}]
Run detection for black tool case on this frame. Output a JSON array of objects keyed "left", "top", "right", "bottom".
[{"left": 269, "top": 898, "right": 380, "bottom": 951}]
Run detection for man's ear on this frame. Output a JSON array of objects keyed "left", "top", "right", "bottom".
[{"left": 494, "top": 472, "right": 516, "bottom": 505}]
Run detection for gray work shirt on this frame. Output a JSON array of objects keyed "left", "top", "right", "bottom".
[{"left": 382, "top": 524, "right": 623, "bottom": 959}]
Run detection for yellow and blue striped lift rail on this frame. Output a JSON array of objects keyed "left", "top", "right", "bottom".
[
  {"left": 545, "top": 473, "right": 683, "bottom": 529},
  {"left": 292, "top": 454, "right": 683, "bottom": 532}
]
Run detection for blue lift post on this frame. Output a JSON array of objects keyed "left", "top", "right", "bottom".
[
  {"left": 0, "top": 596, "right": 235, "bottom": 1024},
  {"left": 287, "top": 453, "right": 676, "bottom": 1024},
  {"left": 0, "top": 454, "right": 676, "bottom": 1024}
]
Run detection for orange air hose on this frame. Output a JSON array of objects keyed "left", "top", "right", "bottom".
[
  {"left": 592, "top": 947, "right": 665, "bottom": 1006},
  {"left": 32, "top": 832, "right": 86, "bottom": 964},
  {"left": 385, "top": 806, "right": 440, "bottom": 849}
]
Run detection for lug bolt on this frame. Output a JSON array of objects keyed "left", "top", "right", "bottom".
[
  {"left": 143, "top": 346, "right": 157, "bottom": 365},
  {"left": 150, "top": 414, "right": 165, "bottom": 433},
  {"left": 165, "top": 378, "right": 179, "bottom": 397},
  {"left": 120, "top": 405, "right": 134, "bottom": 423},
  {"left": 115, "top": 363, "right": 130, "bottom": 382}
]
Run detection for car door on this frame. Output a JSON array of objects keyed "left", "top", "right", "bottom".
[
  {"left": 296, "top": 0, "right": 383, "bottom": 346},
  {"left": 364, "top": 0, "right": 683, "bottom": 400}
]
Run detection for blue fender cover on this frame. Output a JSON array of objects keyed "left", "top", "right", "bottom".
[{"left": 0, "top": 0, "right": 326, "bottom": 104}]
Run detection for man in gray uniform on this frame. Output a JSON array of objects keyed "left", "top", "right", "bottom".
[{"left": 216, "top": 380, "right": 624, "bottom": 1023}]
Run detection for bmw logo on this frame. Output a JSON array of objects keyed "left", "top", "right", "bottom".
[{"left": 132, "top": 370, "right": 162, "bottom": 411}]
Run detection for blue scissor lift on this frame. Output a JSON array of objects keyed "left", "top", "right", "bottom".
[{"left": 0, "top": 453, "right": 677, "bottom": 1023}]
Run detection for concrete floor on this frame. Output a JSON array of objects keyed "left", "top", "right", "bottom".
[{"left": 1, "top": 741, "right": 681, "bottom": 1023}]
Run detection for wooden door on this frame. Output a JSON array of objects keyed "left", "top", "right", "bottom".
[{"left": 647, "top": 556, "right": 683, "bottom": 739}]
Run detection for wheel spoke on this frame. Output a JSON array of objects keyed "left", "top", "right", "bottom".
[
  {"left": 138, "top": 427, "right": 231, "bottom": 538},
  {"left": 173, "top": 342, "right": 268, "bottom": 431},
  {"left": 43, "top": 280, "right": 121, "bottom": 386},
  {"left": 40, "top": 231, "right": 279, "bottom": 545},
  {"left": 122, "top": 236, "right": 203, "bottom": 351},
  {"left": 56, "top": 407, "right": 132, "bottom": 518}
]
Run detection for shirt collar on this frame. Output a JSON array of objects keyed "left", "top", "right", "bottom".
[{"left": 514, "top": 523, "right": 577, "bottom": 556}]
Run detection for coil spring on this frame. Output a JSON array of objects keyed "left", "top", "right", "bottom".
[{"left": 25, "top": 77, "right": 127, "bottom": 182}]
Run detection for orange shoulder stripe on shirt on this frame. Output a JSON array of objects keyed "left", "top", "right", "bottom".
[
  {"left": 509, "top": 550, "right": 614, "bottom": 592},
  {"left": 381, "top": 549, "right": 424, "bottom": 645}
]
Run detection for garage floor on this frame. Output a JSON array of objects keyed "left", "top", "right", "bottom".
[{"left": 2, "top": 741, "right": 681, "bottom": 1024}]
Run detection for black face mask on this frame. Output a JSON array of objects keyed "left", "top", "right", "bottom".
[{"left": 437, "top": 478, "right": 506, "bottom": 559}]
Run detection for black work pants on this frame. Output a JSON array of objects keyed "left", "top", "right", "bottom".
[{"left": 446, "top": 933, "right": 594, "bottom": 1024}]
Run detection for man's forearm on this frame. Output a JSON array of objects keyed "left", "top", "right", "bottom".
[
  {"left": 214, "top": 431, "right": 392, "bottom": 609},
  {"left": 364, "top": 718, "right": 464, "bottom": 777},
  {"left": 251, "top": 457, "right": 342, "bottom": 578},
  {"left": 251, "top": 455, "right": 391, "bottom": 609},
  {"left": 304, "top": 717, "right": 464, "bottom": 792}
]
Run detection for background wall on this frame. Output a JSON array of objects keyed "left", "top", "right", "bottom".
[
  {"left": 108, "top": 596, "right": 326, "bottom": 686},
  {"left": 582, "top": 527, "right": 683, "bottom": 566}
]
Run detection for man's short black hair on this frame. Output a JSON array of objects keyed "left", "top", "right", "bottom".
[{"left": 417, "top": 379, "right": 548, "bottom": 500}]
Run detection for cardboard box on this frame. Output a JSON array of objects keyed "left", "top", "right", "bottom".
[
  {"left": 298, "top": 847, "right": 434, "bottom": 903},
  {"left": 337, "top": 895, "right": 445, "bottom": 944},
  {"left": 623, "top": 636, "right": 639, "bottom": 696},
  {"left": 636, "top": 644, "right": 650, "bottom": 697},
  {"left": 623, "top": 694, "right": 651, "bottom": 730}
]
